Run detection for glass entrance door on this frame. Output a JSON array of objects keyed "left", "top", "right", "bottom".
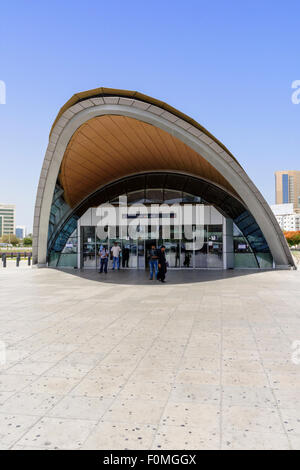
[
  {"left": 207, "top": 225, "right": 223, "bottom": 268},
  {"left": 181, "top": 240, "right": 193, "bottom": 268},
  {"left": 164, "top": 240, "right": 180, "bottom": 268},
  {"left": 80, "top": 220, "right": 224, "bottom": 269},
  {"left": 137, "top": 240, "right": 145, "bottom": 268},
  {"left": 127, "top": 241, "right": 137, "bottom": 268},
  {"left": 82, "top": 226, "right": 96, "bottom": 268},
  {"left": 194, "top": 225, "right": 207, "bottom": 268}
]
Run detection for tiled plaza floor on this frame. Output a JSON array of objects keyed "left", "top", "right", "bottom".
[{"left": 0, "top": 266, "right": 300, "bottom": 450}]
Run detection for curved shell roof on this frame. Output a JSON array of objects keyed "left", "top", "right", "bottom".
[
  {"left": 51, "top": 86, "right": 240, "bottom": 166},
  {"left": 31, "top": 86, "right": 294, "bottom": 269}
]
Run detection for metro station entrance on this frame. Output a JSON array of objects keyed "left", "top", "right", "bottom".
[
  {"left": 50, "top": 176, "right": 272, "bottom": 271},
  {"left": 81, "top": 223, "right": 224, "bottom": 270}
]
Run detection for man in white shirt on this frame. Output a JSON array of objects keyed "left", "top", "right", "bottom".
[{"left": 111, "top": 242, "right": 121, "bottom": 270}]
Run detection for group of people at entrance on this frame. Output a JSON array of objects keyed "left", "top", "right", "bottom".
[
  {"left": 98, "top": 242, "right": 120, "bottom": 273},
  {"left": 98, "top": 242, "right": 167, "bottom": 283}
]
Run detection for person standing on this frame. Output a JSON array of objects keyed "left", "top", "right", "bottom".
[
  {"left": 99, "top": 245, "right": 109, "bottom": 274},
  {"left": 157, "top": 245, "right": 167, "bottom": 283},
  {"left": 111, "top": 242, "right": 121, "bottom": 270},
  {"left": 122, "top": 246, "right": 130, "bottom": 268},
  {"left": 149, "top": 244, "right": 158, "bottom": 280}
]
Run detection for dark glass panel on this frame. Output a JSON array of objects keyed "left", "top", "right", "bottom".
[
  {"left": 145, "top": 189, "right": 164, "bottom": 203},
  {"left": 165, "top": 174, "right": 187, "bottom": 190},
  {"left": 146, "top": 173, "right": 166, "bottom": 189},
  {"left": 164, "top": 190, "right": 182, "bottom": 204},
  {"left": 125, "top": 175, "right": 145, "bottom": 193},
  {"left": 127, "top": 190, "right": 145, "bottom": 205}
]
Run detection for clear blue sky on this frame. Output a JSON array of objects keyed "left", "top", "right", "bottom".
[{"left": 1, "top": 0, "right": 299, "bottom": 232}]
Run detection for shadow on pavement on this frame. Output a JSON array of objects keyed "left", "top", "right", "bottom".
[{"left": 51, "top": 267, "right": 275, "bottom": 286}]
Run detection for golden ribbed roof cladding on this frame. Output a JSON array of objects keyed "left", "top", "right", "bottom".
[
  {"left": 52, "top": 86, "right": 239, "bottom": 166},
  {"left": 60, "top": 114, "right": 237, "bottom": 208}
]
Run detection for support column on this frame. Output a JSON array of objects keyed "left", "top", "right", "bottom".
[
  {"left": 77, "top": 219, "right": 81, "bottom": 269},
  {"left": 223, "top": 217, "right": 234, "bottom": 269}
]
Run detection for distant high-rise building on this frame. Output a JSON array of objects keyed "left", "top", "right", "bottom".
[
  {"left": 0, "top": 203, "right": 16, "bottom": 238},
  {"left": 275, "top": 171, "right": 300, "bottom": 213},
  {"left": 16, "top": 225, "right": 27, "bottom": 239}
]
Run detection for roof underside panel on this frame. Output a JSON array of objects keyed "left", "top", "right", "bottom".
[{"left": 60, "top": 115, "right": 237, "bottom": 209}]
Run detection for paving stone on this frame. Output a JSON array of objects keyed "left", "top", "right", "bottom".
[{"left": 0, "top": 267, "right": 300, "bottom": 449}]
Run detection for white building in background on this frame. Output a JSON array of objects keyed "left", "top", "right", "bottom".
[
  {"left": 0, "top": 203, "right": 16, "bottom": 237},
  {"left": 16, "top": 225, "right": 27, "bottom": 239},
  {"left": 271, "top": 203, "right": 300, "bottom": 231}
]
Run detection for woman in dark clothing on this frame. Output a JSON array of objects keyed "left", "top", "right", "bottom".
[
  {"left": 122, "top": 247, "right": 130, "bottom": 268},
  {"left": 157, "top": 245, "right": 167, "bottom": 283}
]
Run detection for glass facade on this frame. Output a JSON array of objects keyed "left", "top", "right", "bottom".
[
  {"left": 47, "top": 173, "right": 273, "bottom": 270},
  {"left": 282, "top": 174, "right": 289, "bottom": 204},
  {"left": 233, "top": 224, "right": 259, "bottom": 268},
  {"left": 79, "top": 222, "right": 223, "bottom": 270}
]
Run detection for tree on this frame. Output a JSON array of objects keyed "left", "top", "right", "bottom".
[
  {"left": 23, "top": 237, "right": 32, "bottom": 246},
  {"left": 284, "top": 231, "right": 300, "bottom": 247},
  {"left": 0, "top": 234, "right": 20, "bottom": 246}
]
